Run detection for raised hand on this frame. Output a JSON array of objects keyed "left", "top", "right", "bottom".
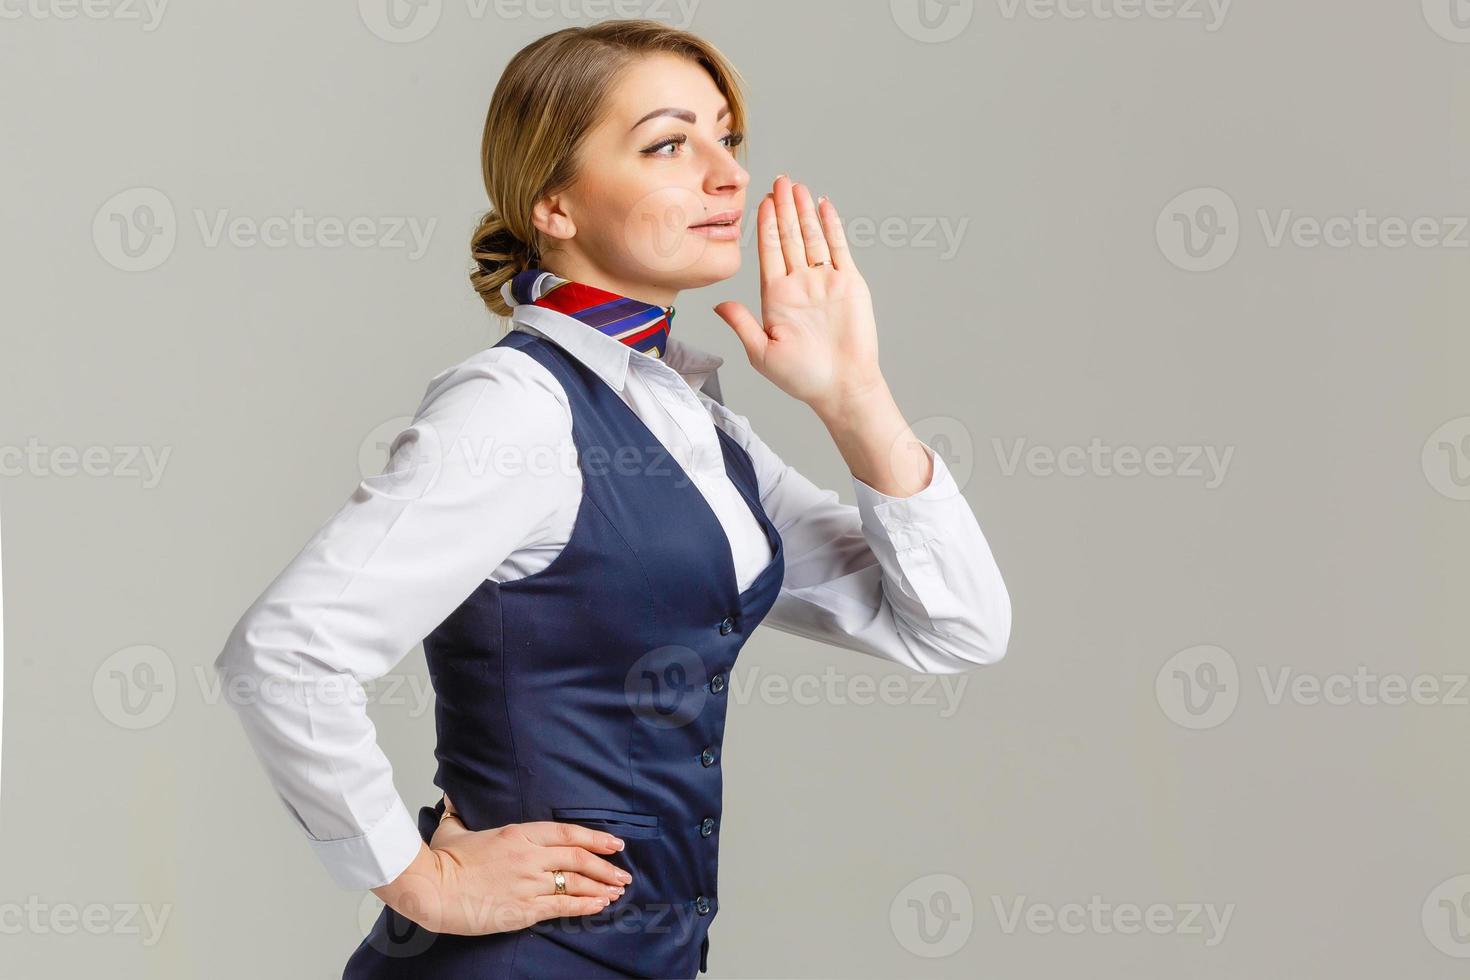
[{"left": 713, "top": 175, "right": 886, "bottom": 417}]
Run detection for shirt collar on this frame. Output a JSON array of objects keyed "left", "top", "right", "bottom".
[{"left": 501, "top": 272, "right": 725, "bottom": 403}]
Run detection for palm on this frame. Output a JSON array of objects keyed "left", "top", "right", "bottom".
[{"left": 714, "top": 177, "right": 884, "bottom": 412}]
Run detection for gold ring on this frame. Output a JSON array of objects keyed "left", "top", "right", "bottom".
[
  {"left": 810, "top": 259, "right": 828, "bottom": 267},
  {"left": 552, "top": 870, "right": 567, "bottom": 895}
]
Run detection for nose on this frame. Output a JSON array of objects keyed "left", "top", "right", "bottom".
[{"left": 705, "top": 148, "right": 749, "bottom": 197}]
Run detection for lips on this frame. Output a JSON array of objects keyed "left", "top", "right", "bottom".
[{"left": 689, "top": 210, "right": 742, "bottom": 229}]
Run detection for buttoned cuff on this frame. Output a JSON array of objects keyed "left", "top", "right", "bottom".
[
  {"left": 307, "top": 795, "right": 424, "bottom": 891},
  {"left": 851, "top": 442, "right": 963, "bottom": 549}
]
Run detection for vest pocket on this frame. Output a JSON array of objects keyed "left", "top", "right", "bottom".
[{"left": 551, "top": 806, "right": 661, "bottom": 839}]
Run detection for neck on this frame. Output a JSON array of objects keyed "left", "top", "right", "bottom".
[{"left": 540, "top": 258, "right": 676, "bottom": 310}]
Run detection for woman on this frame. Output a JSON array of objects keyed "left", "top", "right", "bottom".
[{"left": 215, "top": 19, "right": 1012, "bottom": 980}]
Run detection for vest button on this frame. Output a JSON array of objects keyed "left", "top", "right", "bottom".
[
  {"left": 700, "top": 817, "right": 715, "bottom": 837},
  {"left": 718, "top": 616, "right": 734, "bottom": 635},
  {"left": 700, "top": 746, "right": 716, "bottom": 767},
  {"left": 695, "top": 895, "right": 711, "bottom": 915},
  {"left": 710, "top": 673, "right": 726, "bottom": 694}
]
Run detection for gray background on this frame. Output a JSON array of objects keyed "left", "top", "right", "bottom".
[{"left": 2, "top": 0, "right": 1467, "bottom": 976}]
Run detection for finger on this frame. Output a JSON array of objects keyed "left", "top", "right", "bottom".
[
  {"left": 536, "top": 869, "right": 627, "bottom": 901},
  {"left": 817, "top": 195, "right": 854, "bottom": 272},
  {"left": 792, "top": 182, "right": 831, "bottom": 268},
  {"left": 772, "top": 174, "right": 804, "bottom": 275},
  {"left": 539, "top": 844, "right": 634, "bottom": 887},
  {"left": 519, "top": 820, "right": 624, "bottom": 853},
  {"left": 526, "top": 893, "right": 612, "bottom": 924},
  {"left": 712, "top": 301, "right": 768, "bottom": 362},
  {"left": 755, "top": 193, "right": 782, "bottom": 288}
]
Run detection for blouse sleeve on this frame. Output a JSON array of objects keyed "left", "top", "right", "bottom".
[
  {"left": 710, "top": 402, "right": 1012, "bottom": 675},
  {"left": 212, "top": 347, "right": 577, "bottom": 890}
]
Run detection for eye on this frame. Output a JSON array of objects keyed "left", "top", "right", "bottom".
[
  {"left": 642, "top": 135, "right": 687, "bottom": 157},
  {"left": 640, "top": 132, "right": 746, "bottom": 157}
]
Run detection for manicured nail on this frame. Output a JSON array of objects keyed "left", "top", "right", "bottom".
[
  {"left": 817, "top": 195, "right": 827, "bottom": 204},
  {"left": 609, "top": 837, "right": 624, "bottom": 850}
]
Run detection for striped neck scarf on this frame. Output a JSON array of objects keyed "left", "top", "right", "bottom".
[{"left": 508, "top": 267, "right": 675, "bottom": 360}]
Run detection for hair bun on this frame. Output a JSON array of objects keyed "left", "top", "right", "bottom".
[{"left": 469, "top": 209, "right": 535, "bottom": 317}]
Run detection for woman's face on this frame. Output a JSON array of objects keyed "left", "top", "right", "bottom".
[{"left": 533, "top": 52, "right": 751, "bottom": 304}]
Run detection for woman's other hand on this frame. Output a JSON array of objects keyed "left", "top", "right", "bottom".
[{"left": 370, "top": 795, "right": 632, "bottom": 936}]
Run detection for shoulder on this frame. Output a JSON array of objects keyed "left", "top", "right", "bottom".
[
  {"left": 384, "top": 337, "right": 574, "bottom": 484},
  {"left": 420, "top": 338, "right": 570, "bottom": 420}
]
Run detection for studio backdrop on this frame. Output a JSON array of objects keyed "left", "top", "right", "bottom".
[{"left": 0, "top": 2, "right": 1466, "bottom": 978}]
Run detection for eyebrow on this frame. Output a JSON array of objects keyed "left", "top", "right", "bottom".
[{"left": 629, "top": 103, "right": 731, "bottom": 131}]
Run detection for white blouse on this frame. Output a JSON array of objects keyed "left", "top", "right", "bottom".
[{"left": 214, "top": 298, "right": 1013, "bottom": 891}]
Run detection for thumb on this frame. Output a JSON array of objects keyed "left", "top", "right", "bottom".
[
  {"left": 430, "top": 803, "right": 471, "bottom": 848},
  {"left": 712, "top": 301, "right": 767, "bottom": 363}
]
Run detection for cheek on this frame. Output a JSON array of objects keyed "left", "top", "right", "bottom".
[{"left": 619, "top": 184, "right": 718, "bottom": 274}]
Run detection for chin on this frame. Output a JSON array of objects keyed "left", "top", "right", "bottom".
[
  {"left": 678, "top": 244, "right": 742, "bottom": 288},
  {"left": 628, "top": 235, "right": 743, "bottom": 291}
]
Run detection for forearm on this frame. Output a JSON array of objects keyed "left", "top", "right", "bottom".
[{"left": 811, "top": 377, "right": 933, "bottom": 499}]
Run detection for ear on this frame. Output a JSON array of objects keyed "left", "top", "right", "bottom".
[{"left": 530, "top": 192, "right": 576, "bottom": 247}]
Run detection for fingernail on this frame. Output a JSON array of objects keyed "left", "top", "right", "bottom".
[
  {"left": 775, "top": 173, "right": 787, "bottom": 180},
  {"left": 817, "top": 195, "right": 827, "bottom": 204},
  {"left": 620, "top": 871, "right": 633, "bottom": 884},
  {"left": 610, "top": 837, "right": 625, "bottom": 850}
]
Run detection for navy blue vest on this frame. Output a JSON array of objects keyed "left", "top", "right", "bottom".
[{"left": 344, "top": 327, "right": 785, "bottom": 978}]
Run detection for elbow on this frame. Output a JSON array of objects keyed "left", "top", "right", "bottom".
[
  {"left": 212, "top": 622, "right": 251, "bottom": 706},
  {"left": 923, "top": 589, "right": 1012, "bottom": 674},
  {"left": 213, "top": 612, "right": 274, "bottom": 703},
  {"left": 980, "top": 587, "right": 1013, "bottom": 666},
  {"left": 214, "top": 605, "right": 260, "bottom": 671},
  {"left": 213, "top": 621, "right": 241, "bottom": 684},
  {"left": 948, "top": 622, "right": 1010, "bottom": 673},
  {"left": 214, "top": 622, "right": 243, "bottom": 676}
]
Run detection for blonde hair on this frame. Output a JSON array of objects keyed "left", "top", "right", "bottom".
[{"left": 468, "top": 19, "right": 749, "bottom": 318}]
